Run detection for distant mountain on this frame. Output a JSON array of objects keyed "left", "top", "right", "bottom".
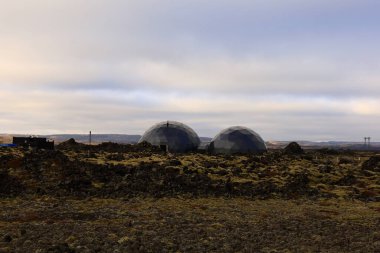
[
  {"left": 47, "top": 135, "right": 212, "bottom": 144},
  {"left": 0, "top": 134, "right": 13, "bottom": 144},
  {"left": 0, "top": 134, "right": 213, "bottom": 145},
  {"left": 267, "top": 140, "right": 380, "bottom": 150},
  {"left": 0, "top": 134, "right": 141, "bottom": 144},
  {"left": 1, "top": 133, "right": 378, "bottom": 150},
  {"left": 199, "top": 137, "right": 212, "bottom": 142},
  {"left": 46, "top": 134, "right": 141, "bottom": 144}
]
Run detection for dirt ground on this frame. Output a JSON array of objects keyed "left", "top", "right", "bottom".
[
  {"left": 0, "top": 144, "right": 379, "bottom": 252},
  {"left": 0, "top": 197, "right": 379, "bottom": 253}
]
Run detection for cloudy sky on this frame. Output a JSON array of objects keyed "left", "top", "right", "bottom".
[{"left": 1, "top": 0, "right": 379, "bottom": 141}]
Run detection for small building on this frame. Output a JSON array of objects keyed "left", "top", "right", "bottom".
[{"left": 13, "top": 136, "right": 54, "bottom": 150}]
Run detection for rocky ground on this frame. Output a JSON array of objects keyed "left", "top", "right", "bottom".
[{"left": 0, "top": 141, "right": 379, "bottom": 252}]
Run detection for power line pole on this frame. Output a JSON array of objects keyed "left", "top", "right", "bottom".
[{"left": 87, "top": 131, "right": 92, "bottom": 158}]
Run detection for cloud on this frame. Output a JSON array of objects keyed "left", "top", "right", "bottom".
[
  {"left": 0, "top": 0, "right": 379, "bottom": 140},
  {"left": 0, "top": 84, "right": 378, "bottom": 140}
]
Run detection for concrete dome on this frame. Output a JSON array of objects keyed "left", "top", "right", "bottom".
[
  {"left": 209, "top": 126, "right": 267, "bottom": 154},
  {"left": 139, "top": 121, "right": 200, "bottom": 153}
]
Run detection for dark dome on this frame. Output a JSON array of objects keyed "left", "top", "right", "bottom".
[
  {"left": 209, "top": 126, "right": 267, "bottom": 154},
  {"left": 138, "top": 121, "right": 200, "bottom": 153}
]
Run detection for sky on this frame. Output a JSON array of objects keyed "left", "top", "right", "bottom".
[{"left": 0, "top": 0, "right": 379, "bottom": 141}]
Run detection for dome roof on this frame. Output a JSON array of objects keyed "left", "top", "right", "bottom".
[
  {"left": 209, "top": 126, "right": 267, "bottom": 154},
  {"left": 138, "top": 121, "right": 200, "bottom": 153}
]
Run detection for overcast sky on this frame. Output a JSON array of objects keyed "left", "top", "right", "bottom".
[{"left": 1, "top": 0, "right": 379, "bottom": 141}]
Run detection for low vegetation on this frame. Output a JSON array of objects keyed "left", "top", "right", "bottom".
[{"left": 0, "top": 143, "right": 379, "bottom": 252}]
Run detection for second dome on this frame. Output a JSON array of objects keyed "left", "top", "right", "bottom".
[{"left": 209, "top": 126, "right": 267, "bottom": 154}]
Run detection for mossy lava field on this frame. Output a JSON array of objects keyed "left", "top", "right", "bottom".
[{"left": 0, "top": 142, "right": 379, "bottom": 252}]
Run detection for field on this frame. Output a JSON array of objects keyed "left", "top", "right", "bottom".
[{"left": 0, "top": 142, "right": 379, "bottom": 252}]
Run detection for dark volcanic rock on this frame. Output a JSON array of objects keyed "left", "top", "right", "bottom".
[
  {"left": 0, "top": 145, "right": 378, "bottom": 200},
  {"left": 47, "top": 243, "right": 76, "bottom": 253},
  {"left": 317, "top": 148, "right": 340, "bottom": 155},
  {"left": 282, "top": 172, "right": 312, "bottom": 197},
  {"left": 3, "top": 234, "right": 12, "bottom": 243},
  {"left": 284, "top": 142, "right": 304, "bottom": 155},
  {"left": 335, "top": 173, "right": 357, "bottom": 186},
  {"left": 362, "top": 156, "right": 380, "bottom": 172},
  {"left": 95, "top": 141, "right": 161, "bottom": 153},
  {"left": 168, "top": 159, "right": 182, "bottom": 166},
  {"left": 56, "top": 138, "right": 85, "bottom": 150},
  {"left": 0, "top": 170, "right": 24, "bottom": 196}
]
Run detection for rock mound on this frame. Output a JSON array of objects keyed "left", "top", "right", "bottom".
[
  {"left": 95, "top": 141, "right": 161, "bottom": 153},
  {"left": 284, "top": 142, "right": 304, "bottom": 155},
  {"left": 362, "top": 156, "right": 380, "bottom": 172},
  {"left": 56, "top": 138, "right": 86, "bottom": 149}
]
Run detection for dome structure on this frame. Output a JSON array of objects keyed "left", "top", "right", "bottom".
[
  {"left": 209, "top": 126, "right": 267, "bottom": 154},
  {"left": 139, "top": 121, "right": 200, "bottom": 153}
]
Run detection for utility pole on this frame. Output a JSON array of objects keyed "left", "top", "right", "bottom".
[
  {"left": 88, "top": 131, "right": 92, "bottom": 158},
  {"left": 368, "top": 137, "right": 371, "bottom": 148},
  {"left": 364, "top": 137, "right": 367, "bottom": 147}
]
